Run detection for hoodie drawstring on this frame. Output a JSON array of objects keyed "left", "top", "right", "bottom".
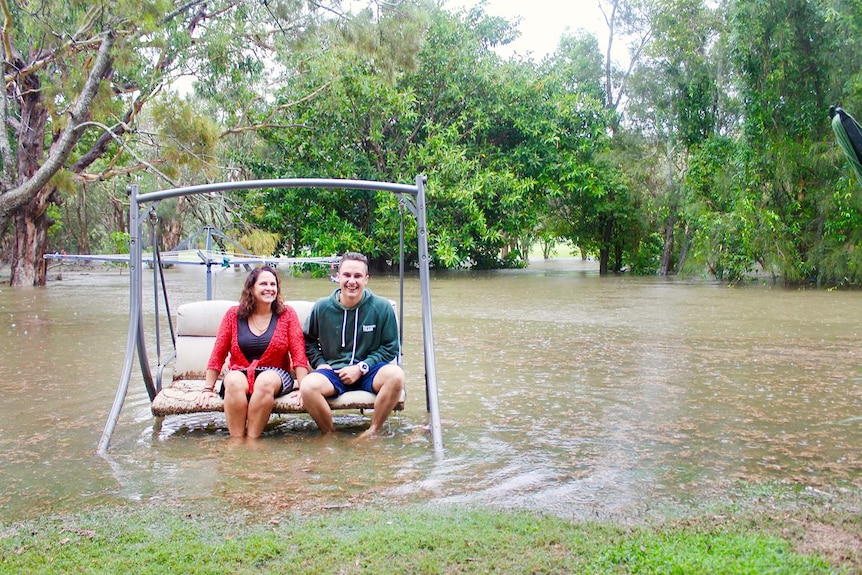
[
  {"left": 340, "top": 308, "right": 360, "bottom": 365},
  {"left": 341, "top": 310, "right": 347, "bottom": 348}
]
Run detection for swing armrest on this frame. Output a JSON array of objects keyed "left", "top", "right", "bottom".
[{"left": 155, "top": 350, "right": 177, "bottom": 394}]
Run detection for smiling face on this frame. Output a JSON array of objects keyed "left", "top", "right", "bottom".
[
  {"left": 253, "top": 270, "right": 279, "bottom": 308},
  {"left": 337, "top": 259, "right": 369, "bottom": 307}
]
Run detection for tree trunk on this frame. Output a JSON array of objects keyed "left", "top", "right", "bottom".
[
  {"left": 659, "top": 214, "right": 676, "bottom": 275},
  {"left": 164, "top": 218, "right": 185, "bottom": 252},
  {"left": 11, "top": 200, "right": 52, "bottom": 286},
  {"left": 677, "top": 222, "right": 692, "bottom": 272},
  {"left": 3, "top": 33, "right": 116, "bottom": 287},
  {"left": 9, "top": 66, "right": 50, "bottom": 287},
  {"left": 598, "top": 215, "right": 614, "bottom": 275},
  {"left": 108, "top": 193, "right": 127, "bottom": 234},
  {"left": 159, "top": 195, "right": 194, "bottom": 251},
  {"left": 62, "top": 189, "right": 89, "bottom": 255}
]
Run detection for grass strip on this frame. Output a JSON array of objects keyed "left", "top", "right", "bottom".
[{"left": 0, "top": 503, "right": 840, "bottom": 574}]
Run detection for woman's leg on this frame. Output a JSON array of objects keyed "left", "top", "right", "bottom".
[
  {"left": 246, "top": 371, "right": 281, "bottom": 438},
  {"left": 222, "top": 370, "right": 250, "bottom": 437}
]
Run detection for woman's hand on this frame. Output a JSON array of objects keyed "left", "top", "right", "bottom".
[{"left": 196, "top": 388, "right": 216, "bottom": 407}]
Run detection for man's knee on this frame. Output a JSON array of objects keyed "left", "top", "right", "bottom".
[
  {"left": 301, "top": 372, "right": 332, "bottom": 397},
  {"left": 374, "top": 365, "right": 404, "bottom": 393}
]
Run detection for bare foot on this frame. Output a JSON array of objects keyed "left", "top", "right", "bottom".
[{"left": 226, "top": 436, "right": 247, "bottom": 448}]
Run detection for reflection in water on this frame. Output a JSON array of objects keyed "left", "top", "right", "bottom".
[{"left": 1, "top": 260, "right": 861, "bottom": 523}]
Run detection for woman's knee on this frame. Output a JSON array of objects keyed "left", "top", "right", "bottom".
[
  {"left": 223, "top": 371, "right": 248, "bottom": 395},
  {"left": 252, "top": 372, "right": 282, "bottom": 397}
]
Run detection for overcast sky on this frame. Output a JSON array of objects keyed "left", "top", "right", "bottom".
[{"left": 445, "top": 0, "right": 608, "bottom": 60}]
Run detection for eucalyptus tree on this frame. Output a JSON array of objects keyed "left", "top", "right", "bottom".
[
  {"left": 726, "top": 0, "right": 844, "bottom": 283},
  {"left": 0, "top": 0, "right": 335, "bottom": 286},
  {"left": 533, "top": 0, "right": 655, "bottom": 275},
  {"left": 802, "top": 0, "right": 862, "bottom": 283},
  {"left": 621, "top": 0, "right": 727, "bottom": 276},
  {"left": 597, "top": 0, "right": 652, "bottom": 124},
  {"left": 541, "top": 31, "right": 632, "bottom": 274},
  {"left": 238, "top": 3, "right": 565, "bottom": 269},
  {"left": 814, "top": 0, "right": 862, "bottom": 108},
  {"left": 617, "top": 0, "right": 860, "bottom": 284}
]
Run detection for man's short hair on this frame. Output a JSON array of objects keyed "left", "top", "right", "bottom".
[{"left": 339, "top": 251, "right": 369, "bottom": 272}]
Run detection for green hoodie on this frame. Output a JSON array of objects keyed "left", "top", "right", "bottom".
[{"left": 303, "top": 288, "right": 400, "bottom": 370}]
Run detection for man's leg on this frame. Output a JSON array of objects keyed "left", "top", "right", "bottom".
[
  {"left": 300, "top": 372, "right": 337, "bottom": 434},
  {"left": 246, "top": 371, "right": 281, "bottom": 438},
  {"left": 363, "top": 364, "right": 404, "bottom": 436}
]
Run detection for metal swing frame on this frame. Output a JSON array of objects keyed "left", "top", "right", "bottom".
[{"left": 96, "top": 175, "right": 443, "bottom": 455}]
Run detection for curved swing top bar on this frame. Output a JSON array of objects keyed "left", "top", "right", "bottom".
[
  {"left": 96, "top": 176, "right": 443, "bottom": 456},
  {"left": 137, "top": 178, "right": 420, "bottom": 203}
]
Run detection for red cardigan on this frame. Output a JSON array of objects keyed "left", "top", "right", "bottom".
[{"left": 207, "top": 305, "right": 309, "bottom": 393}]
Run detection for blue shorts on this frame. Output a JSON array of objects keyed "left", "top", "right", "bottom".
[{"left": 313, "top": 362, "right": 387, "bottom": 397}]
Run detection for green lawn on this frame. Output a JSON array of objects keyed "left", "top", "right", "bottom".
[{"left": 1, "top": 499, "right": 853, "bottom": 575}]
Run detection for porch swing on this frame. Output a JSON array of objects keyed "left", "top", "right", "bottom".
[{"left": 95, "top": 176, "right": 443, "bottom": 456}]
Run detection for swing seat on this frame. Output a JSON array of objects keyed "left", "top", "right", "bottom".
[{"left": 150, "top": 299, "right": 405, "bottom": 417}]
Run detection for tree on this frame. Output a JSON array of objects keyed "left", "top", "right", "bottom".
[
  {"left": 622, "top": 0, "right": 726, "bottom": 276},
  {"left": 236, "top": 3, "right": 560, "bottom": 269},
  {"left": 726, "top": 0, "right": 842, "bottom": 283},
  {"left": 0, "top": 0, "right": 335, "bottom": 286},
  {"left": 540, "top": 30, "right": 637, "bottom": 275},
  {"left": 0, "top": 2, "right": 118, "bottom": 286},
  {"left": 552, "top": 0, "right": 654, "bottom": 275},
  {"left": 597, "top": 0, "right": 652, "bottom": 125}
]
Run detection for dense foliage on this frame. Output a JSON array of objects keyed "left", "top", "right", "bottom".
[{"left": 2, "top": 0, "right": 862, "bottom": 284}]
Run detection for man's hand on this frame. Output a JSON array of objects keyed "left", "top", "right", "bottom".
[{"left": 334, "top": 364, "right": 362, "bottom": 385}]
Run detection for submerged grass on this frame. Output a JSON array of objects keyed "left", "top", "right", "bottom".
[{"left": 0, "top": 498, "right": 849, "bottom": 575}]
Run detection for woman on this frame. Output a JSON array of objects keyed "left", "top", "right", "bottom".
[{"left": 198, "top": 266, "right": 309, "bottom": 438}]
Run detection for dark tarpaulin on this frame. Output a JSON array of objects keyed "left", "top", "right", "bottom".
[{"left": 831, "top": 105, "right": 862, "bottom": 186}]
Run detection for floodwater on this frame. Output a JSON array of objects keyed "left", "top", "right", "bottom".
[{"left": 1, "top": 259, "right": 861, "bottom": 523}]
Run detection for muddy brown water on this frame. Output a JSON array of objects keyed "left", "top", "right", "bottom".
[{"left": 1, "top": 259, "right": 861, "bottom": 522}]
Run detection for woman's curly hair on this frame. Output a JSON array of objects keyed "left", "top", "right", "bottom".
[{"left": 237, "top": 265, "right": 285, "bottom": 319}]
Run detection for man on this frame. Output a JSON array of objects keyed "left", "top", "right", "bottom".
[{"left": 300, "top": 252, "right": 405, "bottom": 436}]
